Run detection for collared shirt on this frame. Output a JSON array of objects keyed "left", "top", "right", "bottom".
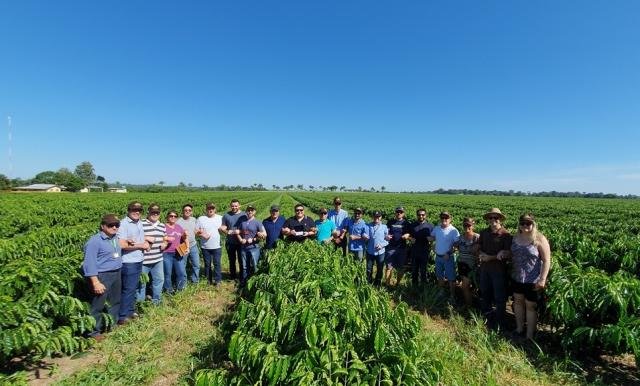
[
  {"left": 262, "top": 215, "right": 286, "bottom": 249},
  {"left": 365, "top": 222, "right": 389, "bottom": 256},
  {"left": 431, "top": 224, "right": 460, "bottom": 256},
  {"left": 117, "top": 216, "right": 145, "bottom": 263},
  {"left": 83, "top": 231, "right": 122, "bottom": 276},
  {"left": 315, "top": 219, "right": 337, "bottom": 243},
  {"left": 142, "top": 219, "right": 166, "bottom": 265},
  {"left": 328, "top": 208, "right": 348, "bottom": 230},
  {"left": 341, "top": 217, "right": 368, "bottom": 251}
]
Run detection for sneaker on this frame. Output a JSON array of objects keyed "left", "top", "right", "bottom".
[{"left": 131, "top": 312, "right": 140, "bottom": 319}]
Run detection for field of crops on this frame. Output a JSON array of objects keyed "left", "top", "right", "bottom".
[{"left": 1, "top": 191, "right": 638, "bottom": 383}]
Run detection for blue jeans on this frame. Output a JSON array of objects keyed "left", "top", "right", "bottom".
[
  {"left": 119, "top": 262, "right": 142, "bottom": 321},
  {"left": 186, "top": 244, "right": 200, "bottom": 283},
  {"left": 366, "top": 252, "right": 385, "bottom": 286},
  {"left": 226, "top": 243, "right": 243, "bottom": 280},
  {"left": 88, "top": 269, "right": 121, "bottom": 334},
  {"left": 350, "top": 249, "right": 364, "bottom": 262},
  {"left": 202, "top": 248, "right": 222, "bottom": 284},
  {"left": 136, "top": 261, "right": 164, "bottom": 305},
  {"left": 479, "top": 267, "right": 507, "bottom": 330},
  {"left": 163, "top": 251, "right": 187, "bottom": 292},
  {"left": 240, "top": 247, "right": 261, "bottom": 286}
]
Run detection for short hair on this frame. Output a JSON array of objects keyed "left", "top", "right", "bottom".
[
  {"left": 230, "top": 199, "right": 240, "bottom": 204},
  {"left": 182, "top": 203, "right": 193, "bottom": 210},
  {"left": 416, "top": 208, "right": 427, "bottom": 215},
  {"left": 167, "top": 210, "right": 179, "bottom": 218},
  {"left": 148, "top": 202, "right": 160, "bottom": 211},
  {"left": 294, "top": 204, "right": 304, "bottom": 209}
]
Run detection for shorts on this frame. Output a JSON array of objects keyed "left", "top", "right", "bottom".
[
  {"left": 511, "top": 281, "right": 539, "bottom": 302},
  {"left": 435, "top": 254, "right": 456, "bottom": 281},
  {"left": 457, "top": 261, "right": 475, "bottom": 278},
  {"left": 386, "top": 248, "right": 407, "bottom": 269}
]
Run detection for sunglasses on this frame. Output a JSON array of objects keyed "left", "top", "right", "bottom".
[
  {"left": 334, "top": 202, "right": 342, "bottom": 205},
  {"left": 106, "top": 222, "right": 120, "bottom": 228},
  {"left": 149, "top": 211, "right": 160, "bottom": 215},
  {"left": 130, "top": 208, "right": 143, "bottom": 213},
  {"left": 168, "top": 214, "right": 177, "bottom": 218},
  {"left": 520, "top": 221, "right": 533, "bottom": 226},
  {"left": 487, "top": 216, "right": 500, "bottom": 221},
  {"left": 395, "top": 211, "right": 404, "bottom": 214},
  {"left": 295, "top": 209, "right": 304, "bottom": 212},
  {"left": 320, "top": 212, "right": 328, "bottom": 215}
]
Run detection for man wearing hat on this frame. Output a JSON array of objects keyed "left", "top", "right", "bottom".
[
  {"left": 315, "top": 207, "right": 338, "bottom": 244},
  {"left": 430, "top": 211, "right": 461, "bottom": 303},
  {"left": 116, "top": 201, "right": 150, "bottom": 325},
  {"left": 137, "top": 203, "right": 167, "bottom": 305},
  {"left": 338, "top": 208, "right": 368, "bottom": 261},
  {"left": 262, "top": 205, "right": 286, "bottom": 251},
  {"left": 196, "top": 203, "right": 223, "bottom": 286},
  {"left": 363, "top": 211, "right": 389, "bottom": 286},
  {"left": 328, "top": 197, "right": 348, "bottom": 256},
  {"left": 478, "top": 208, "right": 513, "bottom": 331},
  {"left": 82, "top": 213, "right": 123, "bottom": 340},
  {"left": 384, "top": 206, "right": 411, "bottom": 287},
  {"left": 237, "top": 205, "right": 266, "bottom": 287}
]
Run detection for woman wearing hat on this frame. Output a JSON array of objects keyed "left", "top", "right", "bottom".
[
  {"left": 478, "top": 208, "right": 512, "bottom": 331},
  {"left": 511, "top": 214, "right": 551, "bottom": 341}
]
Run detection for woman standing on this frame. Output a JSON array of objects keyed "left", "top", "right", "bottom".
[
  {"left": 163, "top": 210, "right": 187, "bottom": 294},
  {"left": 455, "top": 217, "right": 480, "bottom": 309},
  {"left": 511, "top": 214, "right": 551, "bottom": 340}
]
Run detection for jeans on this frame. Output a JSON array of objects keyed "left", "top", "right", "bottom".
[
  {"left": 411, "top": 249, "right": 429, "bottom": 286},
  {"left": 163, "top": 251, "right": 187, "bottom": 292},
  {"left": 479, "top": 267, "right": 507, "bottom": 330},
  {"left": 136, "top": 261, "right": 164, "bottom": 305},
  {"left": 186, "top": 244, "right": 200, "bottom": 283},
  {"left": 226, "top": 243, "right": 243, "bottom": 280},
  {"left": 240, "top": 247, "right": 261, "bottom": 286},
  {"left": 202, "top": 248, "right": 222, "bottom": 284},
  {"left": 88, "top": 269, "right": 121, "bottom": 334},
  {"left": 350, "top": 249, "right": 364, "bottom": 262},
  {"left": 119, "top": 262, "right": 142, "bottom": 321},
  {"left": 366, "top": 252, "right": 385, "bottom": 286}
]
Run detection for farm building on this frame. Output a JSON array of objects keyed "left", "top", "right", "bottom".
[
  {"left": 79, "top": 185, "right": 104, "bottom": 193},
  {"left": 12, "top": 184, "right": 62, "bottom": 192},
  {"left": 108, "top": 187, "right": 127, "bottom": 193}
]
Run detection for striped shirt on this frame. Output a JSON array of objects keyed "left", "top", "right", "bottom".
[{"left": 142, "top": 219, "right": 166, "bottom": 265}]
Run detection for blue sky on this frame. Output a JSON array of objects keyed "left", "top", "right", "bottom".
[{"left": 1, "top": 1, "right": 639, "bottom": 194}]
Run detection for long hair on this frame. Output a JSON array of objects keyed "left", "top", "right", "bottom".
[{"left": 518, "top": 213, "right": 543, "bottom": 246}]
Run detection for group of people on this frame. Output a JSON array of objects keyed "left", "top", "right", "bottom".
[{"left": 82, "top": 197, "right": 551, "bottom": 342}]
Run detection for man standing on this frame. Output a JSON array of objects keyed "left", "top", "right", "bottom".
[
  {"left": 137, "top": 203, "right": 167, "bottom": 305},
  {"left": 82, "top": 213, "right": 123, "bottom": 340},
  {"left": 363, "top": 211, "right": 389, "bottom": 286},
  {"left": 221, "top": 199, "right": 247, "bottom": 280},
  {"left": 237, "top": 205, "right": 266, "bottom": 287},
  {"left": 262, "top": 205, "right": 286, "bottom": 251},
  {"left": 315, "top": 207, "right": 337, "bottom": 244},
  {"left": 478, "top": 208, "right": 513, "bottom": 331},
  {"left": 177, "top": 203, "right": 200, "bottom": 284},
  {"left": 117, "top": 201, "right": 150, "bottom": 325},
  {"left": 430, "top": 211, "right": 461, "bottom": 303},
  {"left": 384, "top": 206, "right": 411, "bottom": 287},
  {"left": 196, "top": 203, "right": 223, "bottom": 286},
  {"left": 282, "top": 204, "right": 317, "bottom": 242},
  {"left": 409, "top": 208, "right": 434, "bottom": 288},
  {"left": 339, "top": 208, "right": 368, "bottom": 261},
  {"left": 328, "top": 197, "right": 348, "bottom": 255}
]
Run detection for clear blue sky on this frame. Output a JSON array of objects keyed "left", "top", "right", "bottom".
[{"left": 1, "top": 1, "right": 639, "bottom": 194}]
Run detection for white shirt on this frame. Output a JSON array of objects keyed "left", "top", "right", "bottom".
[
  {"left": 432, "top": 225, "right": 460, "bottom": 256},
  {"left": 196, "top": 214, "right": 222, "bottom": 249}
]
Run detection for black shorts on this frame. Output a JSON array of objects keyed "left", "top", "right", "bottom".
[
  {"left": 511, "top": 281, "right": 539, "bottom": 302},
  {"left": 457, "top": 261, "right": 474, "bottom": 278}
]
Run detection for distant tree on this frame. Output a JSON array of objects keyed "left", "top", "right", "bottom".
[
  {"left": 340, "top": 186, "right": 346, "bottom": 191},
  {"left": 158, "top": 181, "right": 165, "bottom": 186},
  {"left": 96, "top": 175, "right": 106, "bottom": 182},
  {"left": 188, "top": 183, "right": 193, "bottom": 188},
  {"left": 178, "top": 182, "right": 186, "bottom": 188},
  {"left": 380, "top": 186, "right": 386, "bottom": 193},
  {"left": 370, "top": 187, "right": 375, "bottom": 192},
  {"left": 296, "top": 184, "right": 304, "bottom": 190},
  {"left": 309, "top": 185, "right": 315, "bottom": 191},
  {"left": 100, "top": 182, "right": 109, "bottom": 191},
  {"left": 0, "top": 174, "right": 10, "bottom": 190},
  {"left": 57, "top": 168, "right": 85, "bottom": 192},
  {"left": 33, "top": 170, "right": 58, "bottom": 184},
  {"left": 328, "top": 185, "right": 338, "bottom": 192},
  {"left": 74, "top": 161, "right": 96, "bottom": 184},
  {"left": 357, "top": 186, "right": 363, "bottom": 192}
]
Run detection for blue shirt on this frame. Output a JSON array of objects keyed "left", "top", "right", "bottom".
[
  {"left": 83, "top": 231, "right": 122, "bottom": 276},
  {"left": 365, "top": 222, "right": 389, "bottom": 256},
  {"left": 328, "top": 208, "right": 348, "bottom": 230},
  {"left": 432, "top": 225, "right": 460, "bottom": 256},
  {"left": 315, "top": 219, "right": 337, "bottom": 243},
  {"left": 117, "top": 216, "right": 145, "bottom": 263},
  {"left": 262, "top": 215, "right": 286, "bottom": 249},
  {"left": 342, "top": 217, "right": 368, "bottom": 251}
]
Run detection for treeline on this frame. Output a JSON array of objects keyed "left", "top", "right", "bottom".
[{"left": 425, "top": 188, "right": 639, "bottom": 199}]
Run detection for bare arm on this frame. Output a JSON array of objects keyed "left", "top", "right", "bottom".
[{"left": 535, "top": 235, "right": 551, "bottom": 290}]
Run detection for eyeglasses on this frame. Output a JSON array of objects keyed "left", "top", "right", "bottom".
[
  {"left": 320, "top": 212, "right": 328, "bottom": 215},
  {"left": 295, "top": 209, "right": 304, "bottom": 212},
  {"left": 168, "top": 215, "right": 177, "bottom": 218},
  {"left": 487, "top": 216, "right": 500, "bottom": 221},
  {"left": 106, "top": 222, "right": 120, "bottom": 228},
  {"left": 519, "top": 221, "right": 533, "bottom": 226},
  {"left": 395, "top": 211, "right": 404, "bottom": 214},
  {"left": 334, "top": 202, "right": 341, "bottom": 205}
]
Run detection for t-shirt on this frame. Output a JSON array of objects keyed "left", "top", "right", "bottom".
[
  {"left": 164, "top": 223, "right": 184, "bottom": 253},
  {"left": 386, "top": 218, "right": 411, "bottom": 248},
  {"left": 431, "top": 225, "right": 460, "bottom": 256},
  {"left": 222, "top": 211, "right": 248, "bottom": 245},
  {"left": 196, "top": 214, "right": 223, "bottom": 249},
  {"left": 176, "top": 217, "right": 197, "bottom": 244},
  {"left": 410, "top": 221, "right": 434, "bottom": 252},
  {"left": 142, "top": 219, "right": 166, "bottom": 265},
  {"left": 478, "top": 227, "right": 512, "bottom": 272},
  {"left": 456, "top": 233, "right": 479, "bottom": 266},
  {"left": 262, "top": 215, "right": 286, "bottom": 249},
  {"left": 239, "top": 218, "right": 266, "bottom": 249},
  {"left": 315, "top": 219, "right": 337, "bottom": 243},
  {"left": 283, "top": 216, "right": 316, "bottom": 242}
]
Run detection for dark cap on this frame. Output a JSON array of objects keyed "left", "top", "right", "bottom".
[
  {"left": 270, "top": 205, "right": 280, "bottom": 211},
  {"left": 128, "top": 201, "right": 143, "bottom": 212},
  {"left": 395, "top": 206, "right": 405, "bottom": 212},
  {"left": 101, "top": 213, "right": 120, "bottom": 225},
  {"left": 246, "top": 205, "right": 256, "bottom": 211},
  {"left": 373, "top": 210, "right": 382, "bottom": 217},
  {"left": 439, "top": 211, "right": 451, "bottom": 219},
  {"left": 206, "top": 203, "right": 216, "bottom": 210},
  {"left": 354, "top": 207, "right": 363, "bottom": 213}
]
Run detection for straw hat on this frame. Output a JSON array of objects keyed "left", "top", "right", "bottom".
[{"left": 483, "top": 208, "right": 505, "bottom": 221}]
